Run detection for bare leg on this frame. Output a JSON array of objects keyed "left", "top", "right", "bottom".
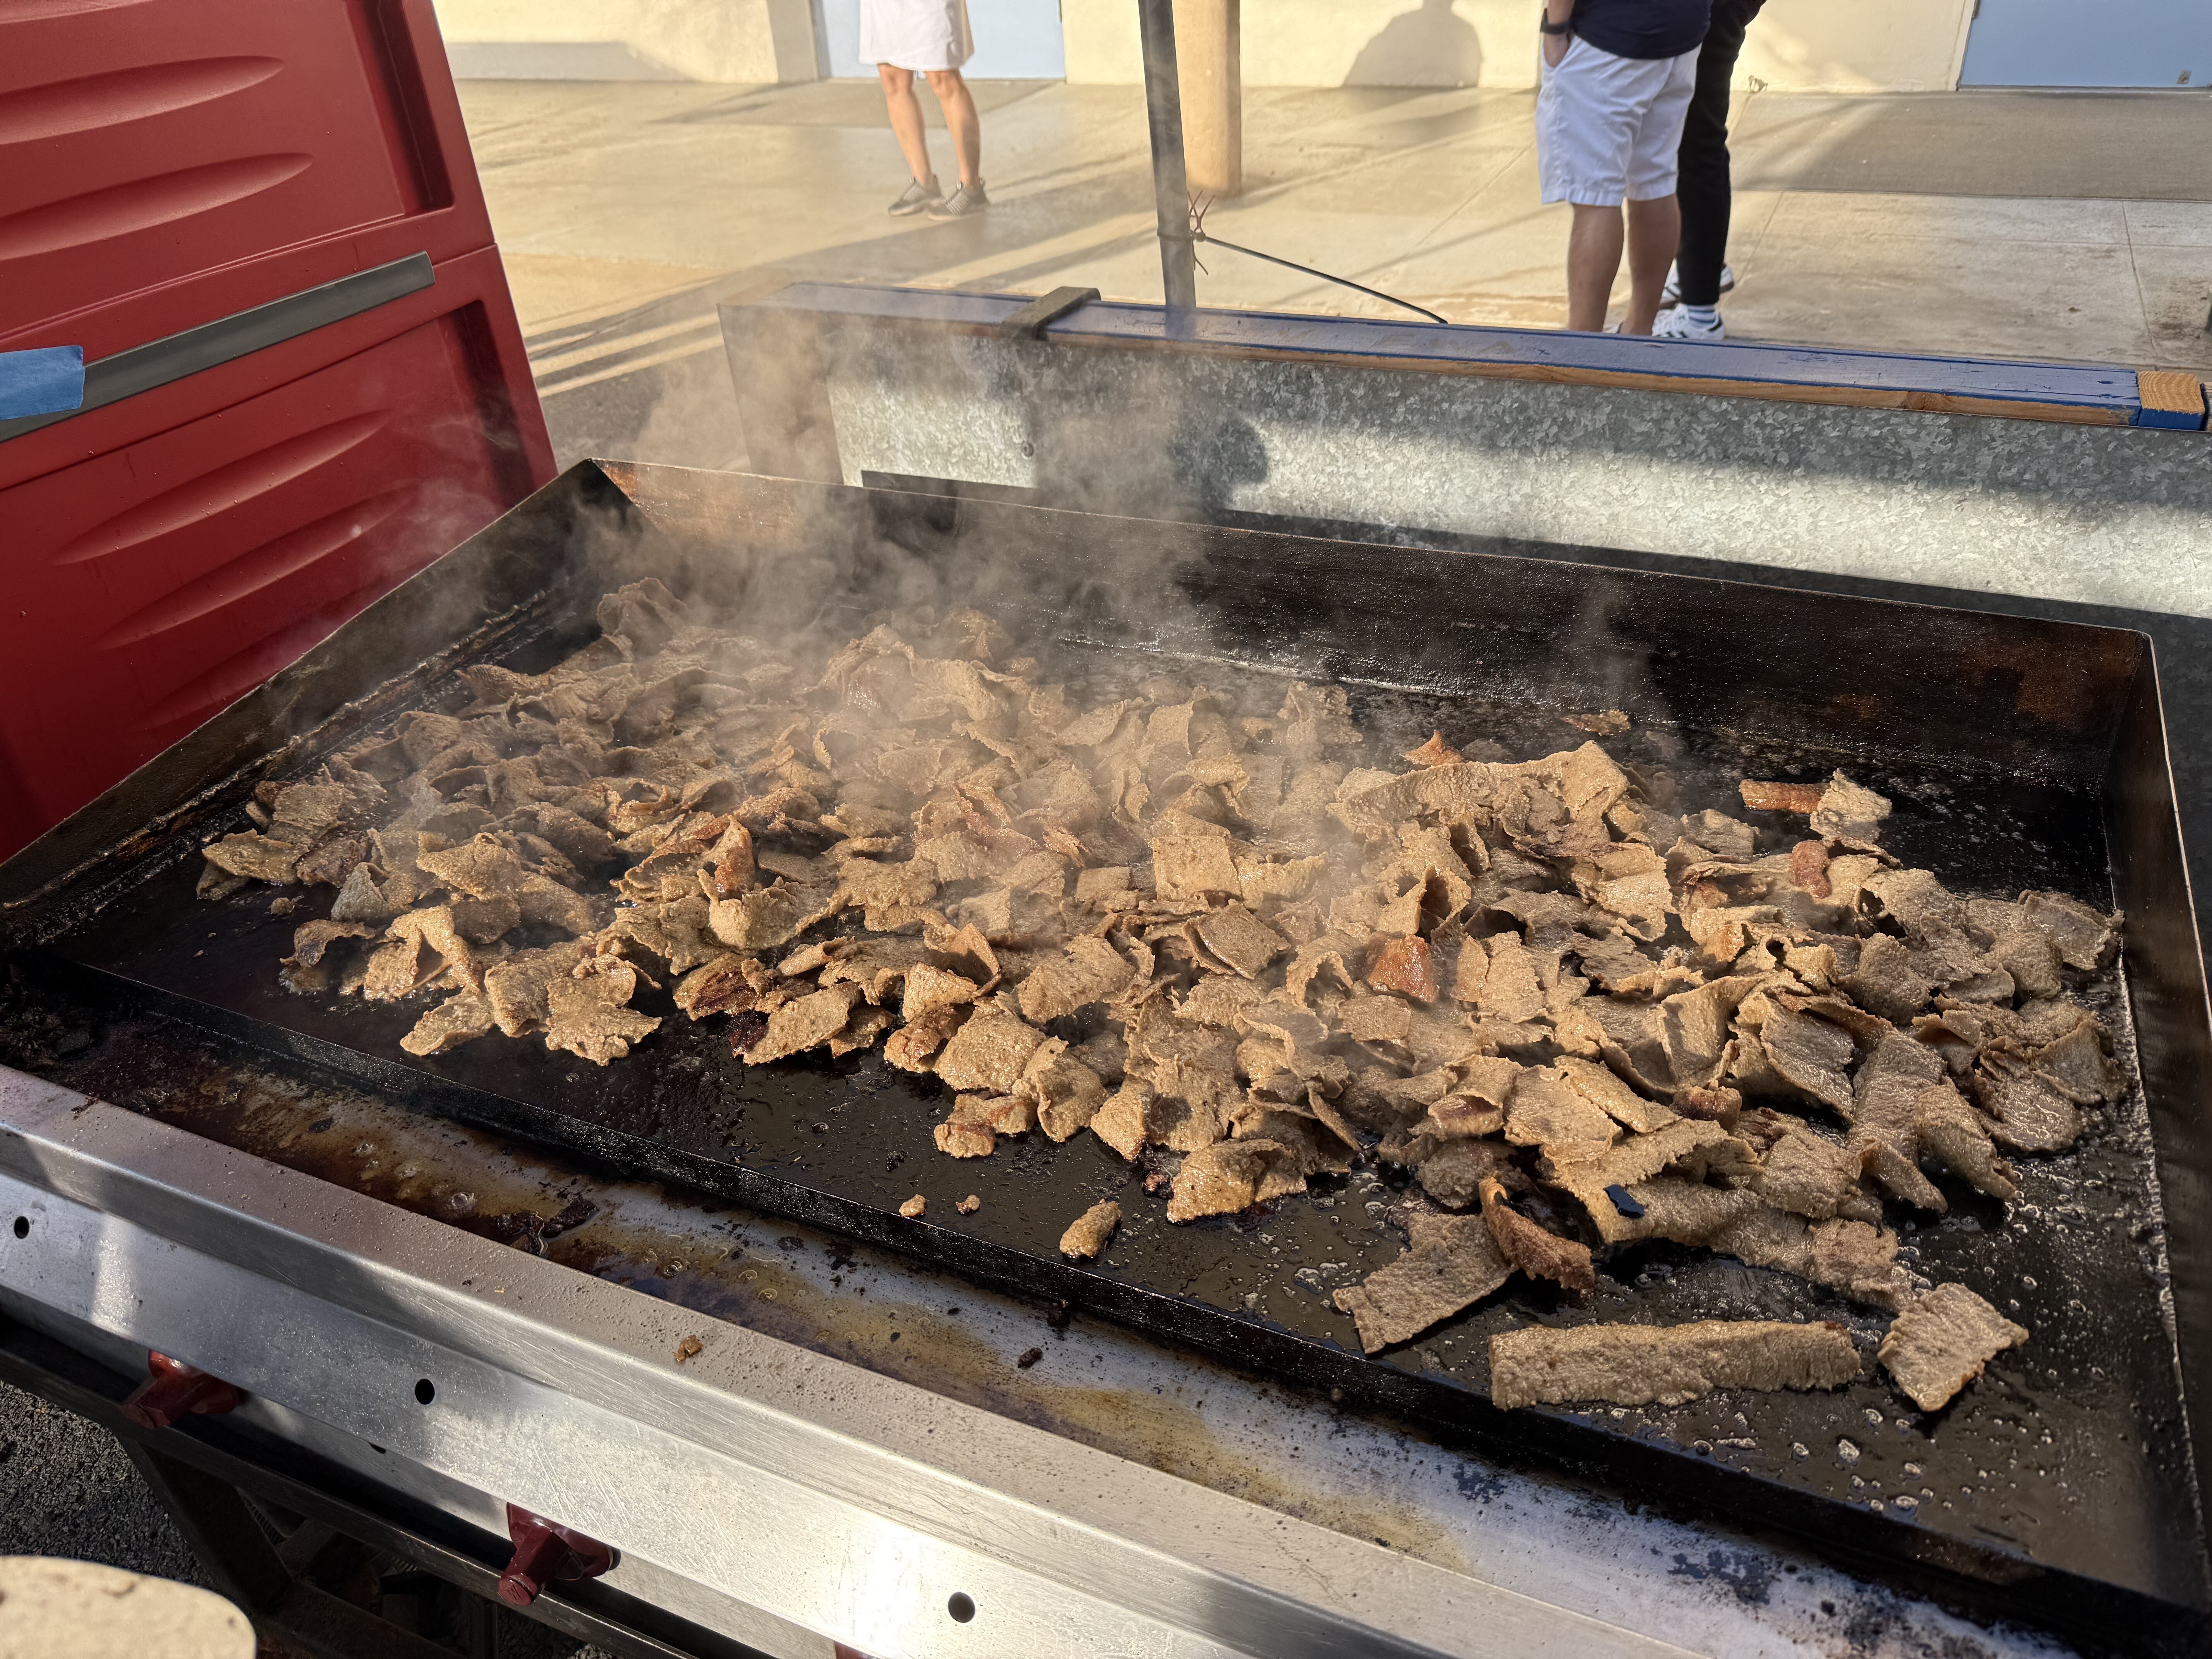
[
  {"left": 1566, "top": 203, "right": 1625, "bottom": 332},
  {"left": 878, "top": 65, "right": 934, "bottom": 184},
  {"left": 925, "top": 68, "right": 982, "bottom": 187},
  {"left": 1622, "top": 194, "right": 1680, "bottom": 334}
]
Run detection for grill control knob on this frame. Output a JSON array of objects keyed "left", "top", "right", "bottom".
[
  {"left": 497, "top": 1504, "right": 617, "bottom": 1607},
  {"left": 120, "top": 1352, "right": 242, "bottom": 1429}
]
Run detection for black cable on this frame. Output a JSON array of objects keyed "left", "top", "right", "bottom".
[{"left": 1192, "top": 230, "right": 1450, "bottom": 326}]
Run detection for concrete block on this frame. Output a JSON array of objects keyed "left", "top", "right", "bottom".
[{"left": 725, "top": 290, "right": 2212, "bottom": 620}]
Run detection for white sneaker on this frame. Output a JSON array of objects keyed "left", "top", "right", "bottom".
[
  {"left": 1660, "top": 261, "right": 1735, "bottom": 306},
  {"left": 1652, "top": 305, "right": 1726, "bottom": 341}
]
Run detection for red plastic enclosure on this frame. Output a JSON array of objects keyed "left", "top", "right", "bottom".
[{"left": 0, "top": 0, "right": 553, "bottom": 860}]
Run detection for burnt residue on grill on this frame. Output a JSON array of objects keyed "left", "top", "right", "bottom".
[{"left": 7, "top": 464, "right": 2209, "bottom": 1654}]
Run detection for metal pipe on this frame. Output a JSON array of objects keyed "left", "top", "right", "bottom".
[{"left": 1137, "top": 0, "right": 1198, "bottom": 323}]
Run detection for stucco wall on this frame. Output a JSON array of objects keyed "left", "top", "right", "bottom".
[
  {"left": 433, "top": 0, "right": 1975, "bottom": 91},
  {"left": 1064, "top": 0, "right": 1975, "bottom": 92},
  {"left": 430, "top": 0, "right": 819, "bottom": 83}
]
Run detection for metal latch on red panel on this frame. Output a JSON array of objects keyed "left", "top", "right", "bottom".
[
  {"left": 498, "top": 1504, "right": 617, "bottom": 1607},
  {"left": 120, "top": 1351, "right": 242, "bottom": 1429}
]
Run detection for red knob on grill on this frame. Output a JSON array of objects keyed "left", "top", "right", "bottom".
[
  {"left": 497, "top": 1504, "right": 617, "bottom": 1607},
  {"left": 119, "top": 1352, "right": 242, "bottom": 1429}
]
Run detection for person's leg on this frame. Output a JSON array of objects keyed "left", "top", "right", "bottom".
[
  {"left": 1622, "top": 49, "right": 1697, "bottom": 332},
  {"left": 925, "top": 69, "right": 981, "bottom": 187},
  {"left": 1566, "top": 204, "right": 1626, "bottom": 332},
  {"left": 1539, "top": 40, "right": 1638, "bottom": 330},
  {"left": 878, "top": 64, "right": 934, "bottom": 184},
  {"left": 1623, "top": 194, "right": 1680, "bottom": 332},
  {"left": 1675, "top": 0, "right": 1763, "bottom": 307}
]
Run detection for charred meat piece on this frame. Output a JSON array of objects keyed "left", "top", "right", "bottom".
[{"left": 1480, "top": 1177, "right": 1596, "bottom": 1295}]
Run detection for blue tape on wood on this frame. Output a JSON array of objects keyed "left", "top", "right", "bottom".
[{"left": 0, "top": 346, "right": 85, "bottom": 419}]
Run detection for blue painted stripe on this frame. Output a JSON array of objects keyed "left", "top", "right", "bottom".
[
  {"left": 0, "top": 346, "right": 85, "bottom": 420},
  {"left": 2135, "top": 403, "right": 2207, "bottom": 431},
  {"left": 758, "top": 282, "right": 2151, "bottom": 420}
]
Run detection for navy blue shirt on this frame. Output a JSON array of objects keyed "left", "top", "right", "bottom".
[{"left": 1571, "top": 0, "right": 1711, "bottom": 59}]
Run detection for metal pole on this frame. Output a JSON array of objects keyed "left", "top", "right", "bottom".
[{"left": 1137, "top": 0, "right": 1198, "bottom": 322}]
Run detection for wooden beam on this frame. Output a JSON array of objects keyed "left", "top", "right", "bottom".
[
  {"left": 2136, "top": 369, "right": 2209, "bottom": 431},
  {"left": 1176, "top": 0, "right": 1242, "bottom": 199}
]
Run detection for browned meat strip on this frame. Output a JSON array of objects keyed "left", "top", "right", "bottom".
[
  {"left": 1167, "top": 1140, "right": 1300, "bottom": 1222},
  {"left": 402, "top": 991, "right": 497, "bottom": 1055},
  {"left": 1018, "top": 937, "right": 1134, "bottom": 1023},
  {"left": 1738, "top": 780, "right": 1824, "bottom": 815},
  {"left": 1059, "top": 1200, "right": 1122, "bottom": 1260},
  {"left": 1789, "top": 840, "right": 1832, "bottom": 897},
  {"left": 204, "top": 832, "right": 302, "bottom": 884},
  {"left": 1490, "top": 1319, "right": 1858, "bottom": 1409}
]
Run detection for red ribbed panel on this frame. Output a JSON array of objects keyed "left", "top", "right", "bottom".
[
  {"left": 0, "top": 3, "right": 553, "bottom": 860},
  {"left": 0, "top": 297, "right": 524, "bottom": 852}
]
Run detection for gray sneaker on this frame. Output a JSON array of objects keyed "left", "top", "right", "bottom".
[
  {"left": 888, "top": 175, "right": 941, "bottom": 216},
  {"left": 926, "top": 181, "right": 990, "bottom": 220}
]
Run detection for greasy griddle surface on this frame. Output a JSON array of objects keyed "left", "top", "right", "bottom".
[{"left": 47, "top": 639, "right": 2198, "bottom": 1618}]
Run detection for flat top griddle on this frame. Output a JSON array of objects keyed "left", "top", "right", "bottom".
[{"left": 12, "top": 463, "right": 2210, "bottom": 1652}]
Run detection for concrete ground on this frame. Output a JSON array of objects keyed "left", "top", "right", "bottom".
[{"left": 450, "top": 77, "right": 2212, "bottom": 468}]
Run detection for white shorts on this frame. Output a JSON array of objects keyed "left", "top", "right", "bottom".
[
  {"left": 859, "top": 0, "right": 974, "bottom": 72},
  {"left": 1536, "top": 37, "right": 1698, "bottom": 206}
]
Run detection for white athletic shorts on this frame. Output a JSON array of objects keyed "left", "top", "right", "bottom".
[
  {"left": 859, "top": 0, "right": 974, "bottom": 72},
  {"left": 1536, "top": 36, "right": 1699, "bottom": 206}
]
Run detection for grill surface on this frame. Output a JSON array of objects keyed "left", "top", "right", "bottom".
[{"left": 7, "top": 461, "right": 2210, "bottom": 1650}]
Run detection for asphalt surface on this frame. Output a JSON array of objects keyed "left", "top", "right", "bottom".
[
  {"left": 0, "top": 1379, "right": 205, "bottom": 1583},
  {"left": 0, "top": 1379, "right": 615, "bottom": 1654}
]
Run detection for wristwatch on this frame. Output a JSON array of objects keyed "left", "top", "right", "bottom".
[{"left": 1539, "top": 13, "right": 1573, "bottom": 34}]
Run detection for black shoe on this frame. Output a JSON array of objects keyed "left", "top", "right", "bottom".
[
  {"left": 926, "top": 181, "right": 990, "bottom": 220},
  {"left": 889, "top": 176, "right": 941, "bottom": 216}
]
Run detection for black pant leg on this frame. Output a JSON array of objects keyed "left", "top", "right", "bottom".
[{"left": 1674, "top": 0, "right": 1765, "bottom": 307}]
